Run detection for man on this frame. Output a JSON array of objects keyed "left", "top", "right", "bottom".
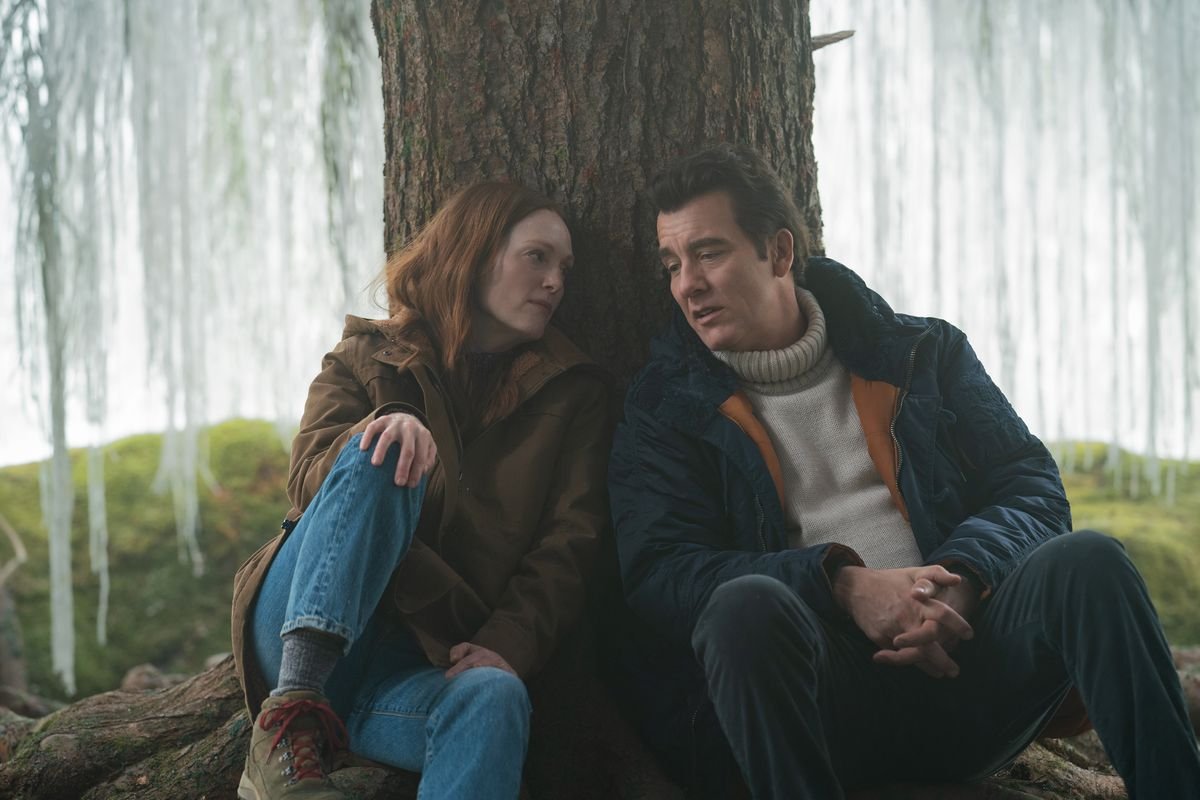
[{"left": 608, "top": 142, "right": 1200, "bottom": 799}]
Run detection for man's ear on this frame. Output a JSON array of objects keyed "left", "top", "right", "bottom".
[{"left": 768, "top": 229, "right": 794, "bottom": 277}]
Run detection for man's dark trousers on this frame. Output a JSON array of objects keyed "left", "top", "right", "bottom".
[{"left": 691, "top": 530, "right": 1200, "bottom": 799}]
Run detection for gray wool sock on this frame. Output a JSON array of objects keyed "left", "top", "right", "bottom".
[{"left": 270, "top": 628, "right": 345, "bottom": 697}]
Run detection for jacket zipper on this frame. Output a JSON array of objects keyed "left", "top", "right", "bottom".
[
  {"left": 690, "top": 702, "right": 702, "bottom": 773},
  {"left": 752, "top": 495, "right": 768, "bottom": 552},
  {"left": 421, "top": 366, "right": 467, "bottom": 480},
  {"left": 890, "top": 329, "right": 933, "bottom": 483}
]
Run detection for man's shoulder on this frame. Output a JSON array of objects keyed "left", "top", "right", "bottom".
[
  {"left": 623, "top": 322, "right": 735, "bottom": 425},
  {"left": 805, "top": 258, "right": 975, "bottom": 380},
  {"left": 622, "top": 353, "right": 690, "bottom": 430}
]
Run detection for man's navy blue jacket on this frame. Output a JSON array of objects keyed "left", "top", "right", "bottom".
[{"left": 606, "top": 257, "right": 1072, "bottom": 783}]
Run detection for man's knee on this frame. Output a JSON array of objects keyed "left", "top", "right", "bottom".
[
  {"left": 1032, "top": 530, "right": 1134, "bottom": 583},
  {"left": 692, "top": 575, "right": 823, "bottom": 667},
  {"left": 1021, "top": 531, "right": 1152, "bottom": 621}
]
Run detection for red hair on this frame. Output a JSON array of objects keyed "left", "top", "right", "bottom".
[{"left": 379, "top": 182, "right": 563, "bottom": 423}]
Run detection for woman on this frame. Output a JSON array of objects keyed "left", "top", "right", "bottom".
[{"left": 230, "top": 182, "right": 610, "bottom": 800}]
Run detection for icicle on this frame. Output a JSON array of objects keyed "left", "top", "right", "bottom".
[
  {"left": 87, "top": 446, "right": 108, "bottom": 644},
  {"left": 3, "top": 0, "right": 394, "bottom": 686},
  {"left": 128, "top": 1, "right": 208, "bottom": 575},
  {"left": 5, "top": 0, "right": 78, "bottom": 697},
  {"left": 868, "top": 2, "right": 892, "bottom": 300},
  {"left": 322, "top": 0, "right": 385, "bottom": 314},
  {"left": 1099, "top": 0, "right": 1125, "bottom": 491},
  {"left": 808, "top": 0, "right": 1199, "bottom": 486},
  {"left": 1073, "top": 2, "right": 1094, "bottom": 474},
  {"left": 70, "top": 0, "right": 122, "bottom": 647},
  {"left": 928, "top": 0, "right": 943, "bottom": 310}
]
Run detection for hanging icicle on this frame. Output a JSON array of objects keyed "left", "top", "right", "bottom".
[
  {"left": 322, "top": 0, "right": 385, "bottom": 315},
  {"left": 6, "top": 0, "right": 72, "bottom": 696},
  {"left": 67, "top": 0, "right": 123, "bottom": 647},
  {"left": 1, "top": 0, "right": 385, "bottom": 692},
  {"left": 811, "top": 0, "right": 1200, "bottom": 496}
]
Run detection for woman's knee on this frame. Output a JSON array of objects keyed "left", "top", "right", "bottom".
[
  {"left": 304, "top": 433, "right": 427, "bottom": 540},
  {"left": 331, "top": 433, "right": 396, "bottom": 486},
  {"left": 439, "top": 667, "right": 531, "bottom": 733}
]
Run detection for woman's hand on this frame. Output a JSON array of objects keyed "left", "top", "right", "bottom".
[
  {"left": 445, "top": 642, "right": 517, "bottom": 679},
  {"left": 359, "top": 412, "right": 437, "bottom": 487}
]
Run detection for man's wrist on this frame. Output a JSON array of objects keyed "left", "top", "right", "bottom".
[
  {"left": 831, "top": 564, "right": 864, "bottom": 610},
  {"left": 940, "top": 565, "right": 983, "bottom": 615},
  {"left": 940, "top": 563, "right": 984, "bottom": 593}
]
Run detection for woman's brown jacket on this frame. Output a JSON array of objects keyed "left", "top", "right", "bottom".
[{"left": 231, "top": 315, "right": 611, "bottom": 716}]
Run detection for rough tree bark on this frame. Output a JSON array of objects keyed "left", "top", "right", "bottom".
[
  {"left": 373, "top": 0, "right": 823, "bottom": 385},
  {"left": 0, "top": 2, "right": 1195, "bottom": 798}
]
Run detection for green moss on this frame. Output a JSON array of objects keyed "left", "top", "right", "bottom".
[
  {"left": 1059, "top": 442, "right": 1200, "bottom": 646},
  {"left": 0, "top": 420, "right": 289, "bottom": 700}
]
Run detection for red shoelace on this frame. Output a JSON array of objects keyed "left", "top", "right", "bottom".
[{"left": 260, "top": 698, "right": 349, "bottom": 782}]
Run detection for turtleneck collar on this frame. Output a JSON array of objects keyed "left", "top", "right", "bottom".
[{"left": 712, "top": 287, "right": 833, "bottom": 394}]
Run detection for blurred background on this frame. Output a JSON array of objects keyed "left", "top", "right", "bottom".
[{"left": 0, "top": 0, "right": 1196, "bottom": 701}]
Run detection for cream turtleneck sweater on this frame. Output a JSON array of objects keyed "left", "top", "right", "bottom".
[{"left": 713, "top": 288, "right": 922, "bottom": 568}]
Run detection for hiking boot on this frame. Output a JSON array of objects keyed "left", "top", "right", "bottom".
[{"left": 237, "top": 689, "right": 350, "bottom": 799}]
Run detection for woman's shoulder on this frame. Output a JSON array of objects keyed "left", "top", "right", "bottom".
[
  {"left": 339, "top": 313, "right": 418, "bottom": 345},
  {"left": 515, "top": 331, "right": 611, "bottom": 414},
  {"left": 331, "top": 314, "right": 430, "bottom": 361}
]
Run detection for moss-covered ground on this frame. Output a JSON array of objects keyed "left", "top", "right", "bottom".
[
  {"left": 1058, "top": 442, "right": 1200, "bottom": 647},
  {"left": 0, "top": 420, "right": 291, "bottom": 699},
  {"left": 0, "top": 424, "right": 1195, "bottom": 700}
]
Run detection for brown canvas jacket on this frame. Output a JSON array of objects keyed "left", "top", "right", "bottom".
[{"left": 231, "top": 315, "right": 612, "bottom": 715}]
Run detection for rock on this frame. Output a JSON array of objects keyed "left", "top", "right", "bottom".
[
  {"left": 37, "top": 733, "right": 79, "bottom": 758},
  {"left": 1173, "top": 647, "right": 1200, "bottom": 671},
  {"left": 0, "top": 707, "right": 35, "bottom": 763},
  {"left": 119, "top": 664, "right": 188, "bottom": 692},
  {"left": 203, "top": 652, "right": 232, "bottom": 671},
  {"left": 0, "top": 685, "right": 59, "bottom": 718},
  {"left": 1181, "top": 671, "right": 1200, "bottom": 737}
]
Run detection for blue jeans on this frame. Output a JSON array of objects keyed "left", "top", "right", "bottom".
[{"left": 250, "top": 434, "right": 531, "bottom": 800}]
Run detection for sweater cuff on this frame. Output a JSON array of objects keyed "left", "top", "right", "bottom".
[
  {"left": 472, "top": 618, "right": 536, "bottom": 680},
  {"left": 373, "top": 401, "right": 427, "bottom": 428},
  {"left": 936, "top": 559, "right": 991, "bottom": 600}
]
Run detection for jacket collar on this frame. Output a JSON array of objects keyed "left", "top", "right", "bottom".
[
  {"left": 802, "top": 257, "right": 931, "bottom": 383},
  {"left": 345, "top": 313, "right": 601, "bottom": 401},
  {"left": 631, "top": 258, "right": 931, "bottom": 427}
]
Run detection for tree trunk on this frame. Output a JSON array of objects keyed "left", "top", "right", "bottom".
[
  {"left": 371, "top": 0, "right": 823, "bottom": 386},
  {"left": 0, "top": 2, "right": 1195, "bottom": 797}
]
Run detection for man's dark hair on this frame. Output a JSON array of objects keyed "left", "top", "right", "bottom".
[{"left": 648, "top": 142, "right": 810, "bottom": 278}]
